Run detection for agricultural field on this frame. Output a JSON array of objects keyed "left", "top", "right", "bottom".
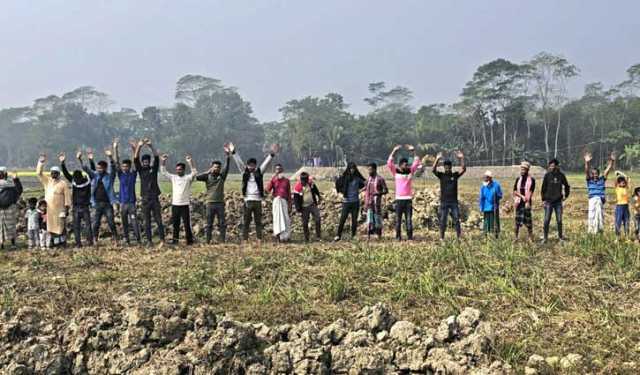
[{"left": 2, "top": 171, "right": 640, "bottom": 373}]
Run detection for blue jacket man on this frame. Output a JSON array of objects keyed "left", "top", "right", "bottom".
[
  {"left": 115, "top": 140, "right": 141, "bottom": 245},
  {"left": 479, "top": 171, "right": 502, "bottom": 238},
  {"left": 81, "top": 147, "right": 119, "bottom": 243}
]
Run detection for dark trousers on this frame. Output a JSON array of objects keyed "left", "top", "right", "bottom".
[
  {"left": 93, "top": 201, "right": 118, "bottom": 242},
  {"left": 543, "top": 201, "right": 563, "bottom": 240},
  {"left": 142, "top": 198, "right": 165, "bottom": 243},
  {"left": 171, "top": 205, "right": 193, "bottom": 244},
  {"left": 439, "top": 202, "right": 461, "bottom": 239},
  {"left": 121, "top": 202, "right": 141, "bottom": 244},
  {"left": 483, "top": 211, "right": 500, "bottom": 238},
  {"left": 395, "top": 199, "right": 413, "bottom": 240},
  {"left": 242, "top": 201, "right": 263, "bottom": 240},
  {"left": 73, "top": 205, "right": 93, "bottom": 246},
  {"left": 337, "top": 201, "right": 359, "bottom": 239},
  {"left": 635, "top": 214, "right": 640, "bottom": 239},
  {"left": 615, "top": 204, "right": 630, "bottom": 236},
  {"left": 301, "top": 205, "right": 321, "bottom": 241},
  {"left": 206, "top": 202, "right": 226, "bottom": 242}
]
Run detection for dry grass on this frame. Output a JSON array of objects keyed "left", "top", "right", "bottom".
[{"left": 2, "top": 173, "right": 640, "bottom": 372}]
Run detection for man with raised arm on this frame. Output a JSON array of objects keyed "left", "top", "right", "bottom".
[
  {"left": 0, "top": 167, "right": 23, "bottom": 250},
  {"left": 82, "top": 146, "right": 119, "bottom": 245},
  {"left": 195, "top": 145, "right": 231, "bottom": 243},
  {"left": 161, "top": 153, "right": 197, "bottom": 246},
  {"left": 134, "top": 138, "right": 165, "bottom": 245},
  {"left": 387, "top": 145, "right": 421, "bottom": 241},
  {"left": 59, "top": 151, "right": 93, "bottom": 247},
  {"left": 432, "top": 151, "right": 466, "bottom": 241},
  {"left": 231, "top": 143, "right": 279, "bottom": 243},
  {"left": 36, "top": 153, "right": 71, "bottom": 248},
  {"left": 114, "top": 139, "right": 141, "bottom": 246},
  {"left": 584, "top": 151, "right": 615, "bottom": 234}
]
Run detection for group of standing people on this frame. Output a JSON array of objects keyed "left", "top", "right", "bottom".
[{"left": 1, "top": 142, "right": 640, "bottom": 250}]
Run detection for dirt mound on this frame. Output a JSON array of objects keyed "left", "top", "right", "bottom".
[
  {"left": 460, "top": 165, "right": 546, "bottom": 180},
  {"left": 13, "top": 188, "right": 480, "bottom": 242},
  {"left": 0, "top": 296, "right": 513, "bottom": 374}
]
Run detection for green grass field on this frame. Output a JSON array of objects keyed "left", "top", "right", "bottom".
[{"left": 2, "top": 171, "right": 640, "bottom": 372}]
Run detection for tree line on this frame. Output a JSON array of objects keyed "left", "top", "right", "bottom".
[{"left": 1, "top": 52, "right": 639, "bottom": 171}]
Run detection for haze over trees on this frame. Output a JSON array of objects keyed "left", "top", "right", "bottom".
[{"left": 1, "top": 52, "right": 639, "bottom": 170}]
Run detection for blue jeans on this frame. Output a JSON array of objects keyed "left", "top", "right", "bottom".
[
  {"left": 439, "top": 202, "right": 461, "bottom": 239},
  {"left": 543, "top": 201, "right": 563, "bottom": 240},
  {"left": 615, "top": 204, "right": 630, "bottom": 236},
  {"left": 93, "top": 202, "right": 118, "bottom": 242}
]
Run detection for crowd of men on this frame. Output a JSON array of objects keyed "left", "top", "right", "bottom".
[{"left": 0, "top": 141, "right": 639, "bottom": 250}]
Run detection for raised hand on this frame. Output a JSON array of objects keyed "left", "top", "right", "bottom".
[
  {"left": 112, "top": 138, "right": 119, "bottom": 149},
  {"left": 104, "top": 148, "right": 113, "bottom": 158},
  {"left": 393, "top": 145, "right": 402, "bottom": 152},
  {"left": 436, "top": 152, "right": 443, "bottom": 160},
  {"left": 269, "top": 143, "right": 280, "bottom": 155},
  {"left": 76, "top": 149, "right": 83, "bottom": 160},
  {"left": 185, "top": 154, "right": 193, "bottom": 162},
  {"left": 223, "top": 142, "right": 232, "bottom": 154},
  {"left": 143, "top": 138, "right": 151, "bottom": 145},
  {"left": 406, "top": 144, "right": 415, "bottom": 152},
  {"left": 38, "top": 153, "right": 47, "bottom": 163},
  {"left": 58, "top": 152, "right": 66, "bottom": 163},
  {"left": 86, "top": 148, "right": 94, "bottom": 160},
  {"left": 161, "top": 154, "right": 169, "bottom": 162},
  {"left": 610, "top": 151, "right": 617, "bottom": 161},
  {"left": 455, "top": 150, "right": 464, "bottom": 159},
  {"left": 128, "top": 139, "right": 137, "bottom": 150},
  {"left": 584, "top": 152, "right": 592, "bottom": 162},
  {"left": 226, "top": 142, "right": 236, "bottom": 154}
]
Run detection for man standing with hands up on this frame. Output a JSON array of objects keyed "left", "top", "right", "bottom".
[
  {"left": 432, "top": 151, "right": 466, "bottom": 242},
  {"left": 387, "top": 144, "right": 422, "bottom": 241},
  {"left": 134, "top": 138, "right": 165, "bottom": 246},
  {"left": 161, "top": 153, "right": 197, "bottom": 246}
]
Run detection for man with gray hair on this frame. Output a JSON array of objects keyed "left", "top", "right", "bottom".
[{"left": 0, "top": 167, "right": 23, "bottom": 250}]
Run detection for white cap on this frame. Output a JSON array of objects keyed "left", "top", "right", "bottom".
[
  {"left": 50, "top": 166, "right": 61, "bottom": 173},
  {"left": 484, "top": 170, "right": 493, "bottom": 178},
  {"left": 0, "top": 166, "right": 6, "bottom": 172}
]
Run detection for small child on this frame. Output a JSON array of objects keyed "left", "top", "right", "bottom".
[
  {"left": 25, "top": 198, "right": 40, "bottom": 250},
  {"left": 614, "top": 172, "right": 631, "bottom": 239},
  {"left": 633, "top": 187, "right": 640, "bottom": 241},
  {"left": 37, "top": 200, "right": 50, "bottom": 249}
]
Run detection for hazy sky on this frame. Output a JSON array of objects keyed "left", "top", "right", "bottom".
[{"left": 1, "top": 0, "right": 639, "bottom": 121}]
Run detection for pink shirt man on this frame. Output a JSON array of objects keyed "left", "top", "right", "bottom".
[{"left": 387, "top": 156, "right": 421, "bottom": 200}]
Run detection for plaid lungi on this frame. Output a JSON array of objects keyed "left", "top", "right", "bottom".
[
  {"left": 0, "top": 205, "right": 18, "bottom": 244},
  {"left": 515, "top": 205, "right": 532, "bottom": 228}
]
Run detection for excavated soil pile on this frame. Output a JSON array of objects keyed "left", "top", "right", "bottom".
[
  {"left": 0, "top": 295, "right": 513, "bottom": 374},
  {"left": 13, "top": 189, "right": 481, "bottom": 242}
]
